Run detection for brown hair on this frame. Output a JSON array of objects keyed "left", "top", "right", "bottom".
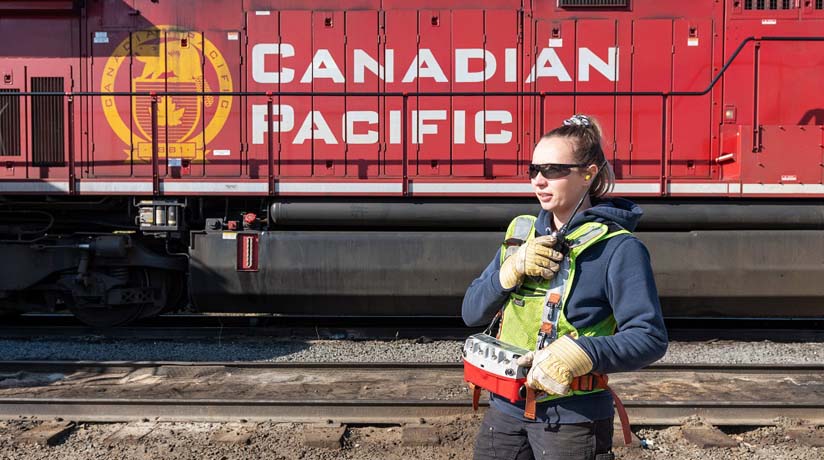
[{"left": 540, "top": 115, "right": 615, "bottom": 199}]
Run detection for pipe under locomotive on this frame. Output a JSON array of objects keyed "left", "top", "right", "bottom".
[{"left": 1, "top": 1, "right": 824, "bottom": 326}]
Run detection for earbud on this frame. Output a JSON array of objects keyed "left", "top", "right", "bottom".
[{"left": 585, "top": 175, "right": 591, "bottom": 180}]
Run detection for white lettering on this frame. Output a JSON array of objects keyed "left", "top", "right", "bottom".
[
  {"left": 453, "top": 110, "right": 466, "bottom": 144},
  {"left": 389, "top": 111, "right": 401, "bottom": 144},
  {"left": 412, "top": 110, "right": 447, "bottom": 144},
  {"left": 525, "top": 48, "right": 572, "bottom": 83},
  {"left": 251, "top": 104, "right": 295, "bottom": 144},
  {"left": 505, "top": 48, "right": 517, "bottom": 83},
  {"left": 251, "top": 107, "right": 522, "bottom": 146},
  {"left": 300, "top": 49, "right": 345, "bottom": 83},
  {"left": 402, "top": 49, "right": 448, "bottom": 83},
  {"left": 354, "top": 49, "right": 394, "bottom": 83},
  {"left": 344, "top": 111, "right": 379, "bottom": 144},
  {"left": 455, "top": 49, "right": 496, "bottom": 83},
  {"left": 579, "top": 47, "right": 619, "bottom": 82},
  {"left": 294, "top": 111, "right": 338, "bottom": 144},
  {"left": 475, "top": 110, "right": 512, "bottom": 144},
  {"left": 252, "top": 43, "right": 294, "bottom": 84}
]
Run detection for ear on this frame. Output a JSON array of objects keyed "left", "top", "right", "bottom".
[{"left": 585, "top": 164, "right": 598, "bottom": 181}]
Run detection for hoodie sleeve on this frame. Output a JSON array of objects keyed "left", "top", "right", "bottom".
[
  {"left": 461, "top": 247, "right": 515, "bottom": 327},
  {"left": 575, "top": 237, "right": 669, "bottom": 374}
]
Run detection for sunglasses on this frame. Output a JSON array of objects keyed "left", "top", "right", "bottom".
[{"left": 528, "top": 163, "right": 589, "bottom": 180}]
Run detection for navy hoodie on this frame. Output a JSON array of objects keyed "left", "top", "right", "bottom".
[{"left": 462, "top": 198, "right": 668, "bottom": 423}]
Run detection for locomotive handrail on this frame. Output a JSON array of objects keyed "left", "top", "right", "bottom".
[
  {"left": 10, "top": 37, "right": 824, "bottom": 98},
  {"left": 5, "top": 35, "right": 824, "bottom": 196}
]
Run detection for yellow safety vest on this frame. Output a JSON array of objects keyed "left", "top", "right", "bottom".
[{"left": 497, "top": 215, "right": 629, "bottom": 402}]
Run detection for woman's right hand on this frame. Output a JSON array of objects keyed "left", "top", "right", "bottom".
[{"left": 498, "top": 235, "right": 564, "bottom": 289}]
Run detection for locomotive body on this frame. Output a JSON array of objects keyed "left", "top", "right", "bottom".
[{"left": 1, "top": 0, "right": 823, "bottom": 325}]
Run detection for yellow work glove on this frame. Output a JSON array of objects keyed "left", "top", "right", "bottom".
[
  {"left": 498, "top": 235, "right": 564, "bottom": 290},
  {"left": 515, "top": 335, "right": 593, "bottom": 396}
]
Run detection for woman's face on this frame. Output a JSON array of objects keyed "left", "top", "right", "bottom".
[{"left": 530, "top": 136, "right": 593, "bottom": 213}]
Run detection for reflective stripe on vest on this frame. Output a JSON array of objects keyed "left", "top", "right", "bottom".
[
  {"left": 502, "top": 215, "right": 538, "bottom": 261},
  {"left": 497, "top": 217, "right": 630, "bottom": 402}
]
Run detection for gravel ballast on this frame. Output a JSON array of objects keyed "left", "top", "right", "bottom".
[{"left": 0, "top": 337, "right": 821, "bottom": 364}]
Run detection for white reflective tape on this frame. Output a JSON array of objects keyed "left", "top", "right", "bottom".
[
  {"left": 667, "top": 183, "right": 728, "bottom": 194},
  {"left": 742, "top": 183, "right": 824, "bottom": 194},
  {"left": 0, "top": 181, "right": 69, "bottom": 193},
  {"left": 409, "top": 183, "right": 533, "bottom": 194},
  {"left": 275, "top": 182, "right": 403, "bottom": 194},
  {"left": 728, "top": 183, "right": 741, "bottom": 194},
  {"left": 78, "top": 182, "right": 153, "bottom": 193},
  {"left": 611, "top": 182, "right": 661, "bottom": 194},
  {"left": 162, "top": 182, "right": 268, "bottom": 193}
]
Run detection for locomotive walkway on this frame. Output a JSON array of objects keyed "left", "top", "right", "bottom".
[{"left": 0, "top": 361, "right": 821, "bottom": 426}]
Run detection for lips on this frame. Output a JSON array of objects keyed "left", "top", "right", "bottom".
[{"left": 537, "top": 193, "right": 553, "bottom": 202}]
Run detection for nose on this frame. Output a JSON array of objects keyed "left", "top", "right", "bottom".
[{"left": 532, "top": 172, "right": 549, "bottom": 187}]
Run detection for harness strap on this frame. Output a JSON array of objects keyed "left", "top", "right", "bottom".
[
  {"left": 570, "top": 373, "right": 632, "bottom": 446},
  {"left": 524, "top": 387, "right": 537, "bottom": 420},
  {"left": 470, "top": 383, "right": 482, "bottom": 412}
]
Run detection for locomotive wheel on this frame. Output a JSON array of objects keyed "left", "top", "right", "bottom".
[
  {"left": 68, "top": 269, "right": 152, "bottom": 328},
  {"left": 71, "top": 301, "right": 146, "bottom": 328}
]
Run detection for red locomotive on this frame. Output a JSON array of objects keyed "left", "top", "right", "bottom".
[{"left": 1, "top": 0, "right": 823, "bottom": 326}]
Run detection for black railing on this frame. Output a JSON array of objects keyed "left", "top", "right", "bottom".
[{"left": 5, "top": 36, "right": 824, "bottom": 196}]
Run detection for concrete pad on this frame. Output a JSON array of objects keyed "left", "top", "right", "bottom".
[
  {"left": 401, "top": 424, "right": 441, "bottom": 447},
  {"left": 612, "top": 424, "right": 641, "bottom": 448},
  {"left": 303, "top": 423, "right": 347, "bottom": 449},
  {"left": 15, "top": 422, "right": 75, "bottom": 446},
  {"left": 786, "top": 428, "right": 824, "bottom": 447},
  {"left": 103, "top": 422, "right": 156, "bottom": 446},
  {"left": 681, "top": 426, "right": 738, "bottom": 448},
  {"left": 212, "top": 423, "right": 254, "bottom": 445}
]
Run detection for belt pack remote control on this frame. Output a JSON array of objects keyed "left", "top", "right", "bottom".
[{"left": 462, "top": 333, "right": 530, "bottom": 403}]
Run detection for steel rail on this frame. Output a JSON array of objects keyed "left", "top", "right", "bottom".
[
  {"left": 1, "top": 398, "right": 821, "bottom": 426},
  {"left": 0, "top": 361, "right": 822, "bottom": 372},
  {"left": 2, "top": 315, "right": 823, "bottom": 341},
  {"left": 0, "top": 361, "right": 821, "bottom": 425}
]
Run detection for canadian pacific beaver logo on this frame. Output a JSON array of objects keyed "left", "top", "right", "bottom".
[{"left": 100, "top": 27, "right": 233, "bottom": 162}]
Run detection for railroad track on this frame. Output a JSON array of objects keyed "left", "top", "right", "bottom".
[
  {"left": 4, "top": 314, "right": 824, "bottom": 341},
  {"left": 0, "top": 361, "right": 821, "bottom": 426}
]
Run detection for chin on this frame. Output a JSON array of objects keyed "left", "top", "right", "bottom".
[{"left": 539, "top": 201, "right": 555, "bottom": 212}]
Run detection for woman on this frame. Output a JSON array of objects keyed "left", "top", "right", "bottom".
[{"left": 462, "top": 115, "right": 668, "bottom": 460}]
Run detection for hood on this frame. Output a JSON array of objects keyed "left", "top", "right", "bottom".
[{"left": 535, "top": 197, "right": 643, "bottom": 235}]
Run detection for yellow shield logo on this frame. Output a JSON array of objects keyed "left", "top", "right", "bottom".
[{"left": 101, "top": 27, "right": 233, "bottom": 162}]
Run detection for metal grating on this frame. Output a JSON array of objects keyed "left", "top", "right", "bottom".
[
  {"left": 0, "top": 89, "right": 20, "bottom": 156},
  {"left": 558, "top": 0, "right": 629, "bottom": 7},
  {"left": 30, "top": 77, "right": 64, "bottom": 166},
  {"left": 744, "top": 0, "right": 795, "bottom": 8}
]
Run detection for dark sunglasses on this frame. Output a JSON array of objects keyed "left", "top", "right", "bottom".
[{"left": 528, "top": 163, "right": 588, "bottom": 180}]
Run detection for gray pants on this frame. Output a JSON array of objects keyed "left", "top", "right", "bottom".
[{"left": 473, "top": 406, "right": 614, "bottom": 460}]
